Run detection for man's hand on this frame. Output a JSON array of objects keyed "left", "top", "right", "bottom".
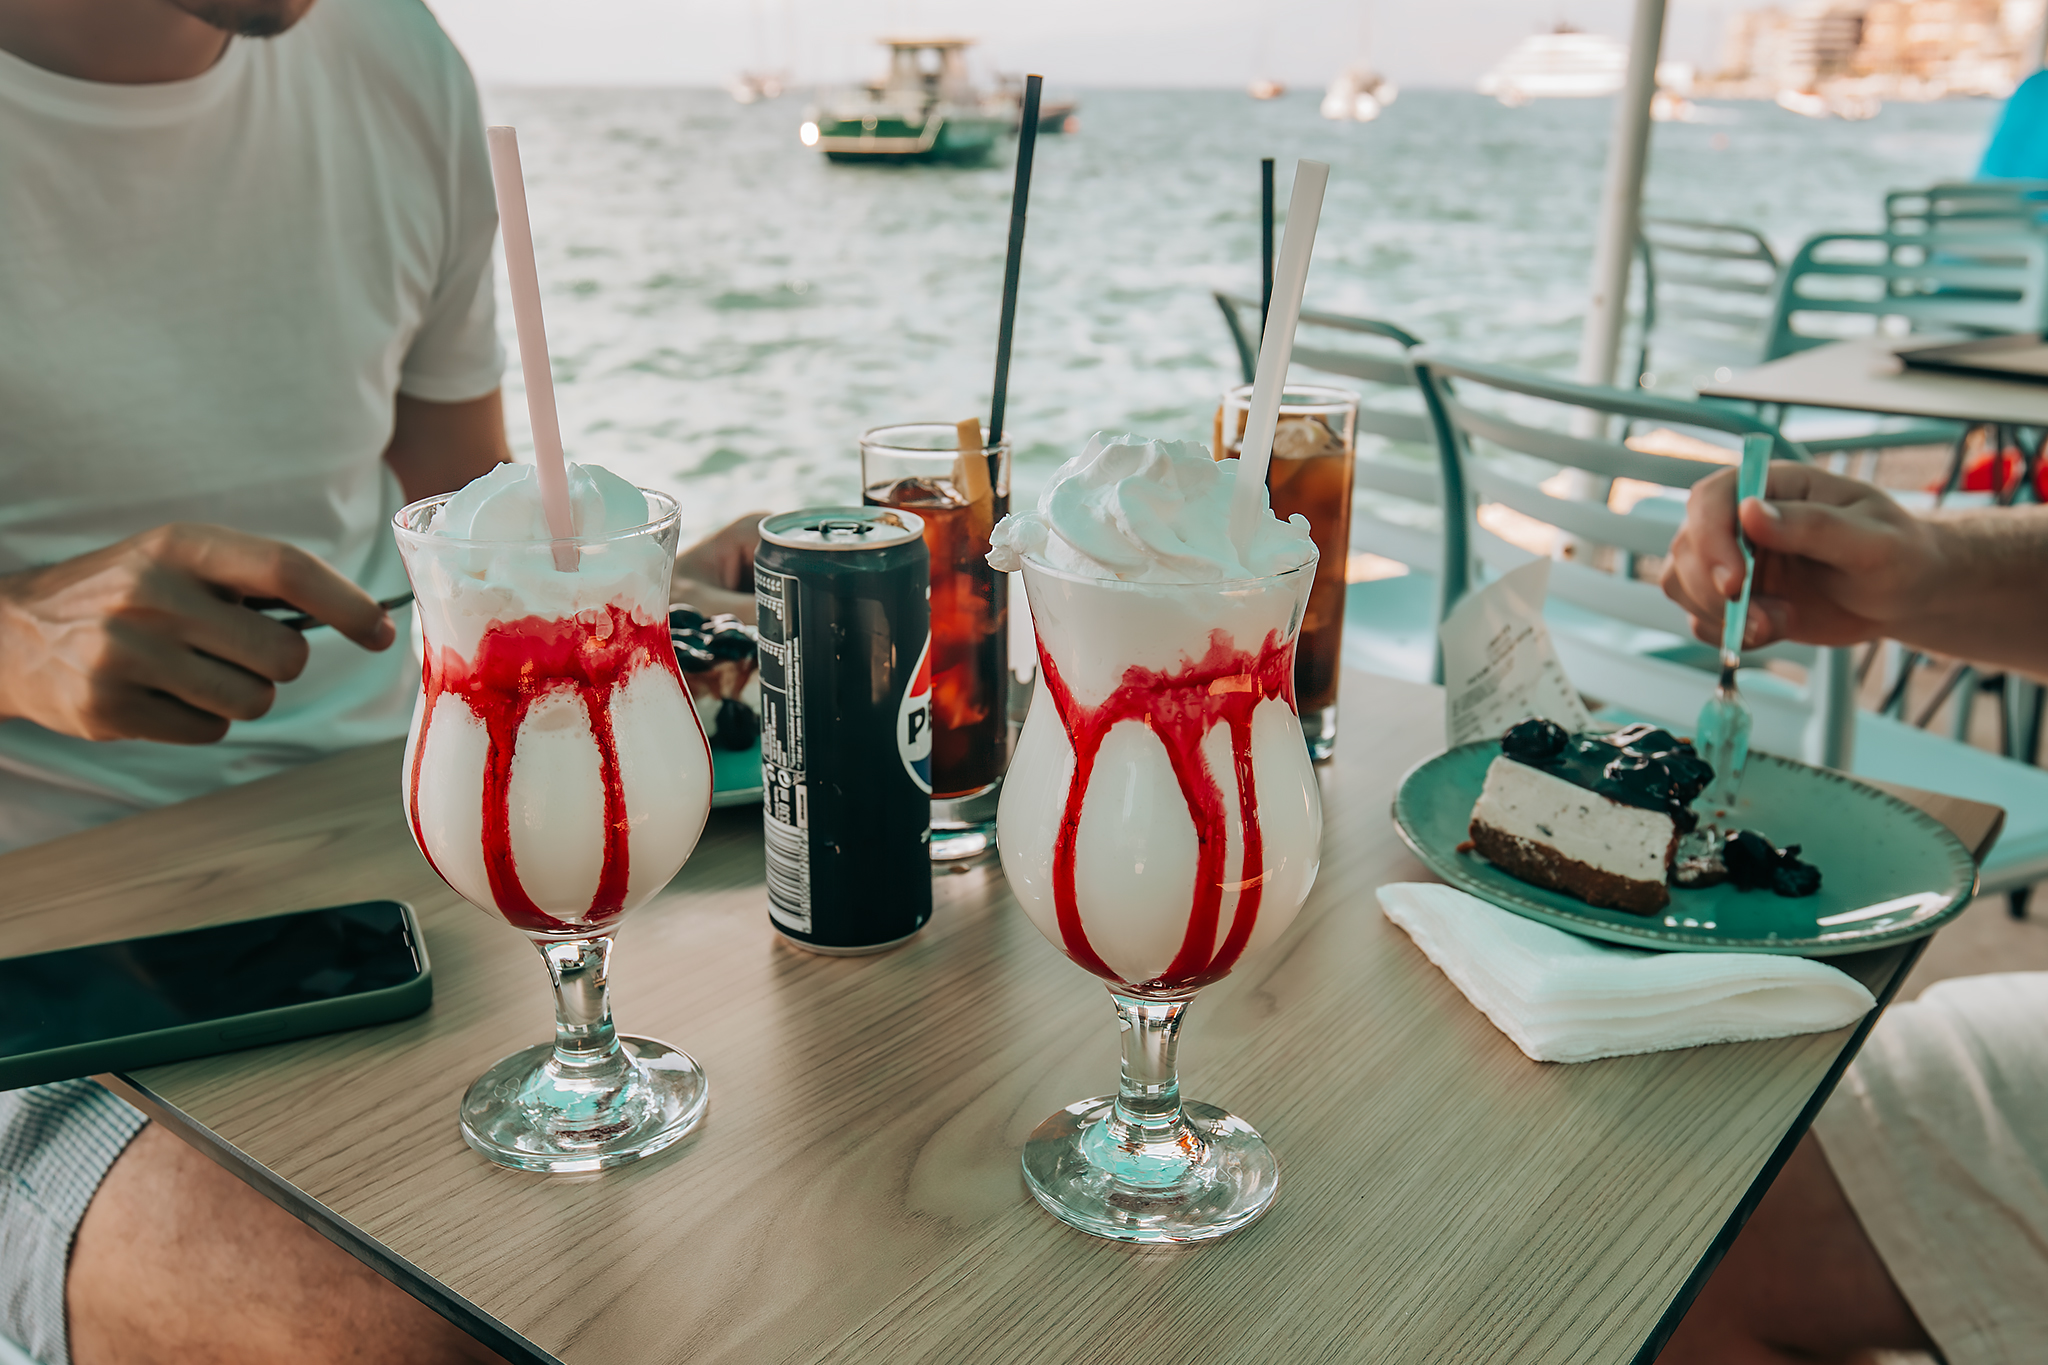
[
  {"left": 672, "top": 513, "right": 769, "bottom": 624},
  {"left": 1661, "top": 463, "right": 1948, "bottom": 650},
  {"left": 0, "top": 524, "right": 397, "bottom": 744}
]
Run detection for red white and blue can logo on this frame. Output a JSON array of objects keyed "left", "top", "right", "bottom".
[{"left": 898, "top": 632, "right": 933, "bottom": 794}]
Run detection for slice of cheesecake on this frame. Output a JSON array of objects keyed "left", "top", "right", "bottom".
[
  {"left": 1469, "top": 757, "right": 1678, "bottom": 912},
  {"left": 1466, "top": 719, "right": 1712, "bottom": 915}
]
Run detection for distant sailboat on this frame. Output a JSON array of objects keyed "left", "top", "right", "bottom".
[
  {"left": 1248, "top": 20, "right": 1285, "bottom": 100},
  {"left": 1322, "top": 67, "right": 1396, "bottom": 121},
  {"left": 1322, "top": 5, "right": 1397, "bottom": 122}
]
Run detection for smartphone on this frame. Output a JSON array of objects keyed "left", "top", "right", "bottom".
[{"left": 0, "top": 900, "right": 431, "bottom": 1092}]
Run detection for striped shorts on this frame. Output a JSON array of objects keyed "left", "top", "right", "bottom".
[{"left": 0, "top": 1081, "right": 147, "bottom": 1365}]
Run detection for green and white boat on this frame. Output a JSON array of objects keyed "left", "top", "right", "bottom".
[{"left": 799, "top": 38, "right": 1007, "bottom": 166}]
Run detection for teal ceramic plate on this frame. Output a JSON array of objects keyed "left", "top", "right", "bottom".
[
  {"left": 1392, "top": 741, "right": 1978, "bottom": 956},
  {"left": 710, "top": 740, "right": 763, "bottom": 808}
]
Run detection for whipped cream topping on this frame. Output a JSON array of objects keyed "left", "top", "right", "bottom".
[
  {"left": 986, "top": 433, "right": 1315, "bottom": 583},
  {"left": 432, "top": 460, "right": 650, "bottom": 542},
  {"left": 403, "top": 460, "right": 670, "bottom": 658}
]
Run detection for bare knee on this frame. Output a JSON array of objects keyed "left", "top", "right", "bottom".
[
  {"left": 1657, "top": 1134, "right": 1929, "bottom": 1365},
  {"left": 67, "top": 1123, "right": 503, "bottom": 1365}
]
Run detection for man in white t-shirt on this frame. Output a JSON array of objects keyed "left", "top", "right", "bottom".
[{"left": 0, "top": 0, "right": 514, "bottom": 1361}]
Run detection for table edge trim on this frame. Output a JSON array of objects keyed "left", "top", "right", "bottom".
[{"left": 1626, "top": 936, "right": 1929, "bottom": 1365}]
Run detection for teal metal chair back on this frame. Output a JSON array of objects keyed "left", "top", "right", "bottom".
[
  {"left": 1631, "top": 217, "right": 1781, "bottom": 392},
  {"left": 1410, "top": 353, "right": 1855, "bottom": 768},
  {"left": 1214, "top": 292, "right": 1428, "bottom": 434},
  {"left": 1213, "top": 292, "right": 1442, "bottom": 573},
  {"left": 1885, "top": 182, "right": 2048, "bottom": 237},
  {"left": 1763, "top": 230, "right": 2048, "bottom": 361}
]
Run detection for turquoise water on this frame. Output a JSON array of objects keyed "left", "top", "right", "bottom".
[{"left": 484, "top": 86, "right": 1999, "bottom": 541}]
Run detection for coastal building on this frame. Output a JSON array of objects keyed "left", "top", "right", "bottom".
[{"left": 1706, "top": 0, "right": 2044, "bottom": 99}]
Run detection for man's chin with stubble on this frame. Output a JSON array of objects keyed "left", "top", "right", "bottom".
[{"left": 168, "top": 0, "right": 317, "bottom": 38}]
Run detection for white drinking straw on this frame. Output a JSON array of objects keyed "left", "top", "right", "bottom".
[
  {"left": 1228, "top": 159, "right": 1331, "bottom": 554},
  {"left": 485, "top": 125, "right": 578, "bottom": 572}
]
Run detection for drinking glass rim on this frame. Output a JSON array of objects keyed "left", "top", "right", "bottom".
[
  {"left": 1221, "top": 381, "right": 1359, "bottom": 413},
  {"left": 1015, "top": 547, "right": 1319, "bottom": 593},
  {"left": 859, "top": 421, "right": 1014, "bottom": 456},
  {"left": 392, "top": 487, "right": 681, "bottom": 549}
]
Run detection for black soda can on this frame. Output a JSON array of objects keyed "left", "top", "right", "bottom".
[{"left": 755, "top": 508, "right": 934, "bottom": 954}]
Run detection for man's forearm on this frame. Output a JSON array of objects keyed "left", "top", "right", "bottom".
[{"left": 1890, "top": 506, "right": 2048, "bottom": 677}]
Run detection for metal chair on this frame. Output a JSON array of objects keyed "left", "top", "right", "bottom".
[
  {"left": 1413, "top": 352, "right": 2048, "bottom": 914},
  {"left": 1885, "top": 181, "right": 2048, "bottom": 238},
  {"left": 1630, "top": 217, "right": 1781, "bottom": 397},
  {"left": 1764, "top": 229, "right": 2048, "bottom": 359},
  {"left": 1215, "top": 292, "right": 1447, "bottom": 683}
]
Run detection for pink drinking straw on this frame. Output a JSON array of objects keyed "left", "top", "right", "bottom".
[
  {"left": 1227, "top": 159, "right": 1331, "bottom": 556},
  {"left": 485, "top": 125, "right": 578, "bottom": 572}
]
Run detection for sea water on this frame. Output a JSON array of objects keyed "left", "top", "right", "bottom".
[{"left": 482, "top": 86, "right": 1998, "bottom": 541}]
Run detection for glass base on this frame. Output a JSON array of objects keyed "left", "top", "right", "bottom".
[
  {"left": 1021, "top": 1095, "right": 1280, "bottom": 1243},
  {"left": 932, "top": 782, "right": 1000, "bottom": 862},
  {"left": 459, "top": 1036, "right": 708, "bottom": 1174},
  {"left": 1302, "top": 702, "right": 1337, "bottom": 764}
]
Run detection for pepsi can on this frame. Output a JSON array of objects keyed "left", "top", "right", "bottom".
[{"left": 755, "top": 509, "right": 933, "bottom": 954}]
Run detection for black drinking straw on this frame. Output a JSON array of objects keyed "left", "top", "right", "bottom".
[
  {"left": 988, "top": 73, "right": 1043, "bottom": 452},
  {"left": 1260, "top": 157, "right": 1275, "bottom": 336}
]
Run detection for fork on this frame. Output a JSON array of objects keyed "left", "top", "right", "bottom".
[{"left": 1692, "top": 432, "right": 1772, "bottom": 821}]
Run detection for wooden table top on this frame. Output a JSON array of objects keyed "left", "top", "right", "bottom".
[
  {"left": 1, "top": 671, "right": 1991, "bottom": 1365},
  {"left": 1698, "top": 333, "right": 2048, "bottom": 427}
]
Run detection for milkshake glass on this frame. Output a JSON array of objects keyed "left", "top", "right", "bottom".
[
  {"left": 394, "top": 487, "right": 714, "bottom": 1173},
  {"left": 998, "top": 553, "right": 1321, "bottom": 1241}
]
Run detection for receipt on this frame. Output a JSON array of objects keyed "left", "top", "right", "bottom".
[{"left": 1437, "top": 559, "right": 1591, "bottom": 748}]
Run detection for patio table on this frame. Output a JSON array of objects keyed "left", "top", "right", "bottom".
[
  {"left": 1, "top": 670, "right": 1999, "bottom": 1365},
  {"left": 1696, "top": 333, "right": 2048, "bottom": 427}
]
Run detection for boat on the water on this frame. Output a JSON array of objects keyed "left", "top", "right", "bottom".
[
  {"left": 1322, "top": 66, "right": 1397, "bottom": 122},
  {"left": 1478, "top": 25, "right": 1626, "bottom": 105},
  {"left": 994, "top": 74, "right": 1079, "bottom": 133},
  {"left": 1776, "top": 87, "right": 1881, "bottom": 120},
  {"left": 799, "top": 38, "right": 1008, "bottom": 165},
  {"left": 729, "top": 71, "right": 786, "bottom": 105},
  {"left": 1248, "top": 79, "right": 1287, "bottom": 100}
]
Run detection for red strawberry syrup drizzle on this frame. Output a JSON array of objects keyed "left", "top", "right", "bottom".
[
  {"left": 406, "top": 603, "right": 687, "bottom": 934},
  {"left": 1036, "top": 628, "right": 1295, "bottom": 995}
]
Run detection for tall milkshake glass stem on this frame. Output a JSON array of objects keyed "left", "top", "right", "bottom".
[
  {"left": 541, "top": 935, "right": 623, "bottom": 1069},
  {"left": 1088, "top": 995, "right": 1200, "bottom": 1188},
  {"left": 524, "top": 935, "right": 654, "bottom": 1144}
]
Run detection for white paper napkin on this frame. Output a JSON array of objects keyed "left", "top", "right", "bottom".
[{"left": 1377, "top": 882, "right": 1877, "bottom": 1063}]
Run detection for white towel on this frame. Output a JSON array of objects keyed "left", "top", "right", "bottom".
[{"left": 1377, "top": 882, "right": 1877, "bottom": 1064}]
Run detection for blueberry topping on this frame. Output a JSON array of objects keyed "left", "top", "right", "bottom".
[
  {"left": 1722, "top": 830, "right": 1822, "bottom": 897},
  {"left": 1499, "top": 718, "right": 1712, "bottom": 831},
  {"left": 1723, "top": 829, "right": 1778, "bottom": 889},
  {"left": 1502, "top": 718, "right": 1569, "bottom": 764},
  {"left": 669, "top": 609, "right": 757, "bottom": 672},
  {"left": 710, "top": 696, "right": 761, "bottom": 751}
]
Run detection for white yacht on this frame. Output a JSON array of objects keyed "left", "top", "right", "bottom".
[{"left": 1478, "top": 25, "right": 1627, "bottom": 106}]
